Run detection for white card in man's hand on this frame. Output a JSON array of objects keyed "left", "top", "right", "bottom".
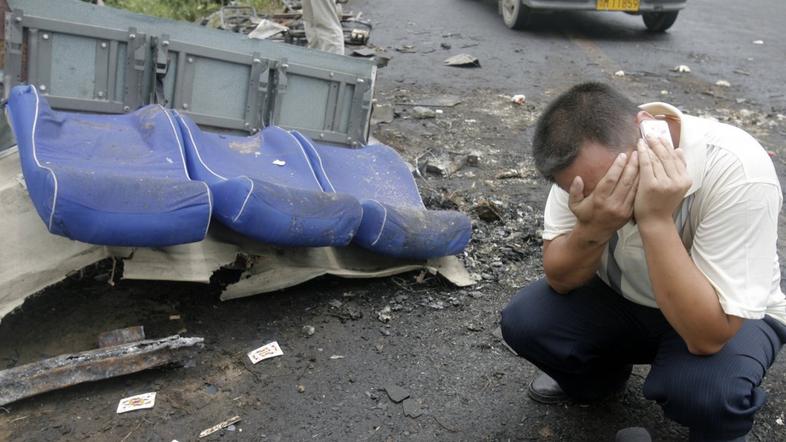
[{"left": 640, "top": 119, "right": 673, "bottom": 149}]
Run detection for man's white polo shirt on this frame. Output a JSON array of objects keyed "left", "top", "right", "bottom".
[{"left": 542, "top": 102, "right": 786, "bottom": 325}]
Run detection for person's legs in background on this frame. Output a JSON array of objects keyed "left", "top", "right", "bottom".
[{"left": 301, "top": 0, "right": 344, "bottom": 55}]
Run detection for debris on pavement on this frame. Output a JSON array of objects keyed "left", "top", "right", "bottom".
[
  {"left": 329, "top": 355, "right": 345, "bottom": 360},
  {"left": 472, "top": 199, "right": 503, "bottom": 222},
  {"left": 201, "top": 4, "right": 259, "bottom": 33},
  {"left": 370, "top": 106, "right": 396, "bottom": 122},
  {"left": 495, "top": 169, "right": 523, "bottom": 180},
  {"left": 423, "top": 155, "right": 458, "bottom": 177},
  {"left": 716, "top": 80, "right": 732, "bottom": 87},
  {"left": 272, "top": 159, "right": 287, "bottom": 166},
  {"left": 377, "top": 306, "right": 392, "bottom": 323},
  {"left": 411, "top": 106, "right": 437, "bottom": 119},
  {"left": 302, "top": 325, "right": 316, "bottom": 337},
  {"left": 248, "top": 19, "right": 288, "bottom": 40},
  {"left": 328, "top": 302, "right": 364, "bottom": 322},
  {"left": 351, "top": 47, "right": 392, "bottom": 67},
  {"left": 614, "top": 70, "right": 625, "bottom": 77},
  {"left": 350, "top": 28, "right": 370, "bottom": 45},
  {"left": 297, "top": 384, "right": 305, "bottom": 393},
  {"left": 199, "top": 415, "right": 242, "bottom": 438},
  {"left": 673, "top": 65, "right": 691, "bottom": 73},
  {"left": 384, "top": 385, "right": 410, "bottom": 403},
  {"left": 444, "top": 54, "right": 480, "bottom": 68},
  {"left": 441, "top": 42, "right": 452, "bottom": 50},
  {"left": 98, "top": 326, "right": 145, "bottom": 348},
  {"left": 0, "top": 335, "right": 204, "bottom": 407},
  {"left": 351, "top": 47, "right": 376, "bottom": 57},
  {"left": 753, "top": 40, "right": 764, "bottom": 45},
  {"left": 116, "top": 392, "right": 156, "bottom": 414},
  {"left": 511, "top": 94, "right": 526, "bottom": 105},
  {"left": 247, "top": 341, "right": 284, "bottom": 364},
  {"left": 466, "top": 322, "right": 483, "bottom": 332},
  {"left": 428, "top": 300, "right": 446, "bottom": 310},
  {"left": 402, "top": 398, "right": 423, "bottom": 418},
  {"left": 374, "top": 54, "right": 392, "bottom": 68},
  {"left": 396, "top": 45, "right": 417, "bottom": 53},
  {"left": 400, "top": 95, "right": 464, "bottom": 108}
]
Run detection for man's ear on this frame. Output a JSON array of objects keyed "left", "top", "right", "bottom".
[{"left": 635, "top": 111, "right": 654, "bottom": 125}]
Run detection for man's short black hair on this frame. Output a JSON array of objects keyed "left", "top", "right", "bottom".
[{"left": 532, "top": 82, "right": 640, "bottom": 180}]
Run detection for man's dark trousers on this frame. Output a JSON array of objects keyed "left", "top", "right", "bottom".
[{"left": 500, "top": 277, "right": 786, "bottom": 441}]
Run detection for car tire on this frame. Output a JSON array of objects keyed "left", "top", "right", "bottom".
[
  {"left": 642, "top": 11, "right": 678, "bottom": 32},
  {"left": 500, "top": 0, "right": 533, "bottom": 30}
]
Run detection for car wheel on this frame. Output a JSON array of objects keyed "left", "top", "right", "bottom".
[
  {"left": 500, "top": 0, "right": 532, "bottom": 30},
  {"left": 642, "top": 11, "right": 679, "bottom": 32}
]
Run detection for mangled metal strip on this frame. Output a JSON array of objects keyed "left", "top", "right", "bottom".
[
  {"left": 244, "top": 52, "right": 271, "bottom": 133},
  {"left": 3, "top": 9, "right": 25, "bottom": 95},
  {"left": 0, "top": 335, "right": 204, "bottom": 407},
  {"left": 27, "top": 28, "right": 51, "bottom": 97}
]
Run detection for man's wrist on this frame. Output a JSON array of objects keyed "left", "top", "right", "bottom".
[
  {"left": 637, "top": 216, "right": 676, "bottom": 239},
  {"left": 572, "top": 221, "right": 614, "bottom": 249}
]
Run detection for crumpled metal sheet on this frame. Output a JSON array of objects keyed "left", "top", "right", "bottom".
[
  {"left": 218, "top": 244, "right": 474, "bottom": 301},
  {"left": 0, "top": 148, "right": 109, "bottom": 321}
]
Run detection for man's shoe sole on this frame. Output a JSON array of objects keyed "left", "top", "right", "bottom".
[{"left": 527, "top": 382, "right": 569, "bottom": 405}]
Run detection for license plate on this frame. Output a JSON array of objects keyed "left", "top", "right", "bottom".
[{"left": 596, "top": 0, "right": 640, "bottom": 11}]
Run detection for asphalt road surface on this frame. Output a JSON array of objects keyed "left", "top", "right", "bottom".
[{"left": 357, "top": 0, "right": 786, "bottom": 109}]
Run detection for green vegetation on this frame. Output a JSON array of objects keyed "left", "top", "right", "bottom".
[{"left": 84, "top": 0, "right": 282, "bottom": 22}]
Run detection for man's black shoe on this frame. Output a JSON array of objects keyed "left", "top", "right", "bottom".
[
  {"left": 527, "top": 372, "right": 569, "bottom": 404},
  {"left": 616, "top": 427, "right": 652, "bottom": 442}
]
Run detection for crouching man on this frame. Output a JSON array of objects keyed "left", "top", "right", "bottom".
[{"left": 501, "top": 82, "right": 786, "bottom": 441}]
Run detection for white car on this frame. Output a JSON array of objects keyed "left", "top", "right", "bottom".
[{"left": 499, "top": 0, "right": 687, "bottom": 32}]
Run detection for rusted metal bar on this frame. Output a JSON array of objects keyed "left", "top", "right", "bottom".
[{"left": 0, "top": 335, "right": 204, "bottom": 407}]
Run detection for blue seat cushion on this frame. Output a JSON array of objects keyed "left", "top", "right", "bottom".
[
  {"left": 6, "top": 85, "right": 212, "bottom": 246},
  {"left": 292, "top": 132, "right": 472, "bottom": 259},
  {"left": 176, "top": 114, "right": 361, "bottom": 246},
  {"left": 355, "top": 200, "right": 473, "bottom": 260},
  {"left": 211, "top": 176, "right": 361, "bottom": 247}
]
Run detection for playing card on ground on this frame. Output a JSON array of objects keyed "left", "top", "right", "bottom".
[
  {"left": 247, "top": 341, "right": 283, "bottom": 364},
  {"left": 116, "top": 392, "right": 156, "bottom": 414}
]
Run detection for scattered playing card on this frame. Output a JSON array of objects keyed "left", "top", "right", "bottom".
[
  {"left": 247, "top": 341, "right": 283, "bottom": 364},
  {"left": 116, "top": 392, "right": 156, "bottom": 414}
]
